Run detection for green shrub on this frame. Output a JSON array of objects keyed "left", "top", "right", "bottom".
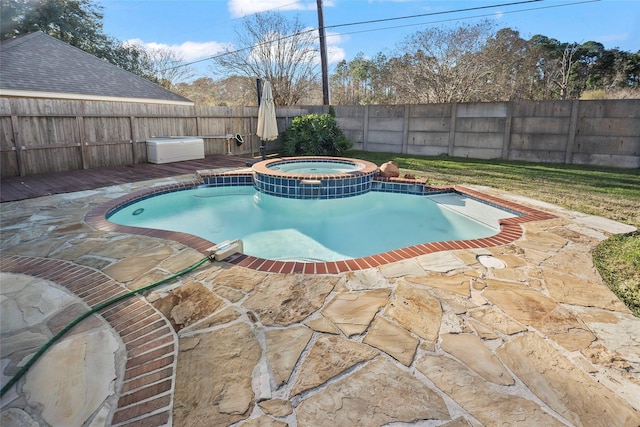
[{"left": 280, "top": 113, "right": 352, "bottom": 156}]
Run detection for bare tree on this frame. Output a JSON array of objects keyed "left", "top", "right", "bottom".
[
  {"left": 555, "top": 43, "right": 579, "bottom": 100},
  {"left": 392, "top": 21, "right": 496, "bottom": 103},
  {"left": 481, "top": 28, "right": 540, "bottom": 100},
  {"left": 115, "top": 42, "right": 195, "bottom": 89},
  {"left": 330, "top": 26, "right": 639, "bottom": 104},
  {"left": 147, "top": 47, "right": 195, "bottom": 89},
  {"left": 212, "top": 11, "right": 320, "bottom": 106},
  {"left": 212, "top": 76, "right": 259, "bottom": 106},
  {"left": 173, "top": 77, "right": 220, "bottom": 105}
]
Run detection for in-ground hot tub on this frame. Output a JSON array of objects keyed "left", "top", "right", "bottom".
[{"left": 252, "top": 156, "right": 378, "bottom": 199}]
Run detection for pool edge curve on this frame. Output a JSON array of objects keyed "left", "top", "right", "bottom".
[{"left": 85, "top": 178, "right": 557, "bottom": 273}]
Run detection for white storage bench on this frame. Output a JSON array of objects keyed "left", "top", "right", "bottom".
[{"left": 146, "top": 137, "right": 205, "bottom": 164}]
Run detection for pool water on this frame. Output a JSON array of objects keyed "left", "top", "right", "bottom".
[
  {"left": 267, "top": 161, "right": 364, "bottom": 175},
  {"left": 108, "top": 186, "right": 516, "bottom": 262}
]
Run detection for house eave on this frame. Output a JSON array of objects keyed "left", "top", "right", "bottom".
[{"left": 0, "top": 89, "right": 195, "bottom": 106}]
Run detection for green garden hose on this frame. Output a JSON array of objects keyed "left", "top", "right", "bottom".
[{"left": 0, "top": 255, "right": 211, "bottom": 398}]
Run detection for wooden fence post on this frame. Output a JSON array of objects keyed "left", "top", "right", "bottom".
[
  {"left": 76, "top": 115, "right": 88, "bottom": 169},
  {"left": 9, "top": 114, "right": 25, "bottom": 176},
  {"left": 129, "top": 116, "right": 138, "bottom": 163}
]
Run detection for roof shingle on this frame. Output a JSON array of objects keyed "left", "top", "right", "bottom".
[{"left": 0, "top": 32, "right": 192, "bottom": 104}]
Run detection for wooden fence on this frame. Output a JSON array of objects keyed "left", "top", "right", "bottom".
[
  {"left": 1, "top": 97, "right": 638, "bottom": 178},
  {"left": 0, "top": 98, "right": 306, "bottom": 177}
]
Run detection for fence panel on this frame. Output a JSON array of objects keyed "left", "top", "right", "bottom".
[
  {"left": 572, "top": 100, "right": 640, "bottom": 167},
  {"left": 2, "top": 98, "right": 638, "bottom": 178}
]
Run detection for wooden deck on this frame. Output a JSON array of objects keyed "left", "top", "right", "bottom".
[{"left": 0, "top": 155, "right": 252, "bottom": 203}]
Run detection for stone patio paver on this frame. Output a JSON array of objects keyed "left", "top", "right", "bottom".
[
  {"left": 1, "top": 174, "right": 639, "bottom": 426},
  {"left": 497, "top": 332, "right": 639, "bottom": 426},
  {"left": 264, "top": 326, "right": 313, "bottom": 387}
]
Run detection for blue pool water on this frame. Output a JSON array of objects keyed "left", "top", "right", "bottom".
[
  {"left": 108, "top": 186, "right": 515, "bottom": 262},
  {"left": 267, "top": 161, "right": 364, "bottom": 175}
]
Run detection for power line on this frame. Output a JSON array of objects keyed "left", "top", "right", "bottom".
[
  {"left": 164, "top": 20, "right": 319, "bottom": 70},
  {"left": 324, "top": 0, "right": 542, "bottom": 30},
  {"left": 327, "top": 0, "right": 601, "bottom": 39},
  {"left": 161, "top": 0, "right": 539, "bottom": 71},
  {"left": 160, "top": 0, "right": 600, "bottom": 73},
  {"left": 150, "top": 1, "right": 306, "bottom": 47}
]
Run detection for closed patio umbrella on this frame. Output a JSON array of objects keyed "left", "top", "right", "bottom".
[{"left": 256, "top": 80, "right": 278, "bottom": 159}]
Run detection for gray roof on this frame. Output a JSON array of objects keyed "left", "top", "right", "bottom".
[{"left": 0, "top": 32, "right": 192, "bottom": 104}]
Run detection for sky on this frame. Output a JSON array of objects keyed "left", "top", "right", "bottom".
[{"left": 99, "top": 0, "right": 640, "bottom": 80}]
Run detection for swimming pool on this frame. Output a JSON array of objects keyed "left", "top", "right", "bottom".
[
  {"left": 87, "top": 156, "right": 556, "bottom": 272},
  {"left": 107, "top": 185, "right": 518, "bottom": 262}
]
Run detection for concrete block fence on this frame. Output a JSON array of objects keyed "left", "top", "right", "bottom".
[{"left": 307, "top": 99, "right": 640, "bottom": 168}]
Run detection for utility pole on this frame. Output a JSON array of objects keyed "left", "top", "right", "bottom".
[{"left": 316, "top": 0, "right": 330, "bottom": 105}]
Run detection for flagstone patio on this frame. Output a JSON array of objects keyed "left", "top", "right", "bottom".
[{"left": 1, "top": 172, "right": 638, "bottom": 426}]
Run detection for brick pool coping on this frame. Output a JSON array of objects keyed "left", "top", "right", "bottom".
[
  {"left": 251, "top": 156, "right": 379, "bottom": 180},
  {"left": 85, "top": 177, "right": 557, "bottom": 273},
  {"left": 1, "top": 256, "right": 178, "bottom": 427}
]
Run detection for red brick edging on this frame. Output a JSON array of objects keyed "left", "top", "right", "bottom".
[
  {"left": 86, "top": 183, "right": 557, "bottom": 274},
  {"left": 0, "top": 256, "right": 177, "bottom": 427}
]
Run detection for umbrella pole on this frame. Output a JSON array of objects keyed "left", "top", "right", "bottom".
[{"left": 257, "top": 78, "right": 265, "bottom": 159}]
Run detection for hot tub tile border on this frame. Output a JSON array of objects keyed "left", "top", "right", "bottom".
[{"left": 251, "top": 157, "right": 379, "bottom": 199}]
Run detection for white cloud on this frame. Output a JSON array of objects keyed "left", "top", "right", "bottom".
[
  {"left": 125, "top": 38, "right": 231, "bottom": 61},
  {"left": 325, "top": 29, "right": 348, "bottom": 46},
  {"left": 494, "top": 11, "right": 504, "bottom": 19},
  {"left": 228, "top": 0, "right": 318, "bottom": 18},
  {"left": 307, "top": 27, "right": 347, "bottom": 64},
  {"left": 327, "top": 45, "right": 346, "bottom": 63},
  {"left": 323, "top": 30, "right": 346, "bottom": 64}
]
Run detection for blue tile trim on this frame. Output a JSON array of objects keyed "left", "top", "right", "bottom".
[
  {"left": 201, "top": 172, "right": 447, "bottom": 200},
  {"left": 202, "top": 175, "right": 253, "bottom": 186},
  {"left": 252, "top": 170, "right": 376, "bottom": 199},
  {"left": 371, "top": 180, "right": 431, "bottom": 195}
]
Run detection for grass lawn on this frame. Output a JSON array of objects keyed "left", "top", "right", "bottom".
[{"left": 348, "top": 151, "right": 640, "bottom": 316}]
